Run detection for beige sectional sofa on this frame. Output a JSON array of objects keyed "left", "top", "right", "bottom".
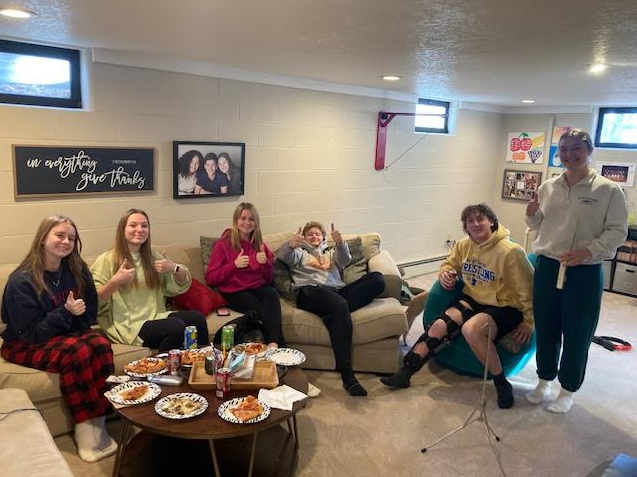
[{"left": 0, "top": 231, "right": 406, "bottom": 437}]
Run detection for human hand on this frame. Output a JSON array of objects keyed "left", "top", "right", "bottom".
[
  {"left": 113, "top": 259, "right": 135, "bottom": 286},
  {"left": 439, "top": 269, "right": 458, "bottom": 290},
  {"left": 256, "top": 244, "right": 267, "bottom": 264},
  {"left": 235, "top": 249, "right": 249, "bottom": 268},
  {"left": 512, "top": 323, "right": 532, "bottom": 344},
  {"left": 331, "top": 223, "right": 343, "bottom": 246},
  {"left": 526, "top": 195, "right": 540, "bottom": 217},
  {"left": 288, "top": 227, "right": 308, "bottom": 249},
  {"left": 559, "top": 248, "right": 592, "bottom": 266},
  {"left": 65, "top": 291, "right": 86, "bottom": 316},
  {"left": 154, "top": 250, "right": 176, "bottom": 273}
]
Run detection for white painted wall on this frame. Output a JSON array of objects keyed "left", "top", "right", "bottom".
[{"left": 0, "top": 61, "right": 503, "bottom": 265}]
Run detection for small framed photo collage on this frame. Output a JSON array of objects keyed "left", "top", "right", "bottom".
[{"left": 502, "top": 170, "right": 542, "bottom": 201}]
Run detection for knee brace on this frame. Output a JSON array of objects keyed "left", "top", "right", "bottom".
[{"left": 403, "top": 325, "right": 447, "bottom": 373}]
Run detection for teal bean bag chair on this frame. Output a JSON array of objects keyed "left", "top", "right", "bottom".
[{"left": 422, "top": 279, "right": 536, "bottom": 378}]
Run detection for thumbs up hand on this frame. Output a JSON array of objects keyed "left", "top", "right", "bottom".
[
  {"left": 113, "top": 259, "right": 135, "bottom": 286},
  {"left": 154, "top": 250, "right": 176, "bottom": 273},
  {"left": 235, "top": 249, "right": 249, "bottom": 268},
  {"left": 288, "top": 227, "right": 308, "bottom": 249},
  {"left": 65, "top": 290, "right": 86, "bottom": 316},
  {"left": 256, "top": 244, "right": 267, "bottom": 264},
  {"left": 331, "top": 222, "right": 343, "bottom": 246},
  {"left": 526, "top": 194, "right": 540, "bottom": 217}
]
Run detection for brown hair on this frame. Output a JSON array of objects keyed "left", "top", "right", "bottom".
[
  {"left": 230, "top": 203, "right": 263, "bottom": 251},
  {"left": 113, "top": 209, "right": 160, "bottom": 289},
  {"left": 559, "top": 129, "right": 594, "bottom": 153},
  {"left": 17, "top": 215, "right": 87, "bottom": 296},
  {"left": 302, "top": 221, "right": 326, "bottom": 237},
  {"left": 460, "top": 204, "right": 499, "bottom": 234}
]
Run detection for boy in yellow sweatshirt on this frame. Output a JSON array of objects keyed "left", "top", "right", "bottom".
[{"left": 381, "top": 204, "right": 534, "bottom": 408}]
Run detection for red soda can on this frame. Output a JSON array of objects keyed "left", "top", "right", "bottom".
[
  {"left": 216, "top": 367, "right": 231, "bottom": 399},
  {"left": 168, "top": 349, "right": 181, "bottom": 375}
]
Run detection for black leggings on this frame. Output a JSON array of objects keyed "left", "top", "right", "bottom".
[
  {"left": 138, "top": 311, "right": 209, "bottom": 352},
  {"left": 296, "top": 272, "right": 385, "bottom": 371},
  {"left": 222, "top": 285, "right": 285, "bottom": 346}
]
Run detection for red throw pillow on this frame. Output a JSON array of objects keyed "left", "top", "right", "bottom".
[{"left": 171, "top": 278, "right": 226, "bottom": 316}]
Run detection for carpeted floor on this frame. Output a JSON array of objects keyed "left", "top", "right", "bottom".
[{"left": 56, "top": 272, "right": 637, "bottom": 477}]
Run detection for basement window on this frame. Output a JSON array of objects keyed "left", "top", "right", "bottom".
[
  {"left": 594, "top": 107, "right": 637, "bottom": 149},
  {"left": 414, "top": 98, "right": 450, "bottom": 134},
  {"left": 0, "top": 39, "right": 82, "bottom": 108}
]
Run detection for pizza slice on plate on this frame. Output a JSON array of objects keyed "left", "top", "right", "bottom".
[
  {"left": 229, "top": 395, "right": 264, "bottom": 422},
  {"left": 119, "top": 384, "right": 148, "bottom": 401}
]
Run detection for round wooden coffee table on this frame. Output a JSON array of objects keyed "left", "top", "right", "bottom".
[{"left": 112, "top": 366, "right": 308, "bottom": 477}]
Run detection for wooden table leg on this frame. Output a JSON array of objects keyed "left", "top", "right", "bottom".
[
  {"left": 247, "top": 431, "right": 259, "bottom": 477},
  {"left": 112, "top": 420, "right": 132, "bottom": 477},
  {"left": 208, "top": 439, "right": 222, "bottom": 477},
  {"left": 292, "top": 414, "right": 300, "bottom": 451}
]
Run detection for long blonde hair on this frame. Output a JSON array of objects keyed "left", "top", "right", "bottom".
[
  {"left": 17, "top": 215, "right": 87, "bottom": 296},
  {"left": 230, "top": 202, "right": 263, "bottom": 251},
  {"left": 113, "top": 209, "right": 160, "bottom": 289}
]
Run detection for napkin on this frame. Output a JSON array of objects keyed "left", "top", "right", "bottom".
[{"left": 258, "top": 385, "right": 307, "bottom": 411}]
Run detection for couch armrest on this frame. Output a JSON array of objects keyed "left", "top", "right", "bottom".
[{"left": 368, "top": 249, "right": 401, "bottom": 300}]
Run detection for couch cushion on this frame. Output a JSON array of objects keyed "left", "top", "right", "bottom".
[
  {"left": 0, "top": 389, "right": 73, "bottom": 477},
  {"left": 200, "top": 236, "right": 219, "bottom": 272},
  {"left": 280, "top": 297, "right": 407, "bottom": 346},
  {"left": 272, "top": 259, "right": 295, "bottom": 301},
  {"left": 342, "top": 237, "right": 367, "bottom": 284}
]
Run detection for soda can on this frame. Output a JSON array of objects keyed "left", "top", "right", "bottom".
[
  {"left": 221, "top": 325, "right": 234, "bottom": 351},
  {"left": 168, "top": 349, "right": 181, "bottom": 375},
  {"left": 184, "top": 325, "right": 198, "bottom": 349},
  {"left": 216, "top": 367, "right": 231, "bottom": 399},
  {"left": 204, "top": 355, "right": 216, "bottom": 375}
]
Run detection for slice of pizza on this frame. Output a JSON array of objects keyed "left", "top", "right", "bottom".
[
  {"left": 230, "top": 395, "right": 264, "bottom": 422},
  {"left": 119, "top": 384, "right": 148, "bottom": 401},
  {"left": 245, "top": 343, "right": 267, "bottom": 355}
]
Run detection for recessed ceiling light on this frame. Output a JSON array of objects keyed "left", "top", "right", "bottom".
[
  {"left": 382, "top": 76, "right": 401, "bottom": 81},
  {"left": 589, "top": 63, "right": 607, "bottom": 74},
  {"left": 0, "top": 8, "right": 35, "bottom": 18},
  {"left": 521, "top": 99, "right": 536, "bottom": 104}
]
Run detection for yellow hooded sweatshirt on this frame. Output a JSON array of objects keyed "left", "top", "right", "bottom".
[{"left": 440, "top": 224, "right": 534, "bottom": 330}]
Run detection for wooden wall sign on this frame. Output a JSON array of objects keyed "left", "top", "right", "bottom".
[{"left": 13, "top": 145, "right": 155, "bottom": 198}]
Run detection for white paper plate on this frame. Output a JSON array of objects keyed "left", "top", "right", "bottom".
[
  {"left": 124, "top": 357, "right": 168, "bottom": 377},
  {"left": 266, "top": 348, "right": 306, "bottom": 366},
  {"left": 155, "top": 393, "right": 208, "bottom": 420},
  {"left": 106, "top": 382, "right": 161, "bottom": 405},
  {"left": 217, "top": 397, "right": 271, "bottom": 424}
]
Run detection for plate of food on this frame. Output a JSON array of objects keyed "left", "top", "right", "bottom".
[
  {"left": 124, "top": 357, "right": 167, "bottom": 377},
  {"left": 218, "top": 395, "right": 271, "bottom": 424},
  {"left": 155, "top": 393, "right": 208, "bottom": 419},
  {"left": 233, "top": 342, "right": 268, "bottom": 356},
  {"left": 266, "top": 348, "right": 306, "bottom": 367},
  {"left": 180, "top": 348, "right": 212, "bottom": 367},
  {"left": 106, "top": 382, "right": 162, "bottom": 405}
]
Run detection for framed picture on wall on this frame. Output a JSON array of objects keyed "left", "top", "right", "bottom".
[
  {"left": 173, "top": 141, "right": 245, "bottom": 199},
  {"left": 502, "top": 169, "right": 542, "bottom": 201}
]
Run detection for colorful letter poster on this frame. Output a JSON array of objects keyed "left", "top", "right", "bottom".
[{"left": 506, "top": 132, "right": 546, "bottom": 164}]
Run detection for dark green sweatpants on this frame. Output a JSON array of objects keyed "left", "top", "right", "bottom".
[{"left": 533, "top": 255, "right": 603, "bottom": 392}]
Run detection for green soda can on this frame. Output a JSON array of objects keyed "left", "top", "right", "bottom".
[{"left": 221, "top": 324, "right": 235, "bottom": 351}]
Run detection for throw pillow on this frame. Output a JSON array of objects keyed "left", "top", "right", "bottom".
[
  {"left": 200, "top": 236, "right": 218, "bottom": 272},
  {"left": 342, "top": 237, "right": 367, "bottom": 284},
  {"left": 273, "top": 259, "right": 295, "bottom": 301},
  {"left": 171, "top": 278, "right": 226, "bottom": 316}
]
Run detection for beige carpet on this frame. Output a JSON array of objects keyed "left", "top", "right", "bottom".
[{"left": 56, "top": 273, "right": 637, "bottom": 476}]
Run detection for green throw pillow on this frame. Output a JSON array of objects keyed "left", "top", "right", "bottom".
[
  {"left": 272, "top": 258, "right": 295, "bottom": 301},
  {"left": 200, "top": 236, "right": 218, "bottom": 272},
  {"left": 342, "top": 237, "right": 367, "bottom": 284}
]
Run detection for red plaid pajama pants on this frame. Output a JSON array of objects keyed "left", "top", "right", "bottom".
[{"left": 1, "top": 331, "right": 114, "bottom": 423}]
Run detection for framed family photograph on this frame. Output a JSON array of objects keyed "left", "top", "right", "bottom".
[
  {"left": 173, "top": 141, "right": 245, "bottom": 199},
  {"left": 502, "top": 169, "right": 542, "bottom": 201}
]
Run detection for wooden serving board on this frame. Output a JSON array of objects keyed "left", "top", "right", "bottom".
[{"left": 188, "top": 360, "right": 279, "bottom": 391}]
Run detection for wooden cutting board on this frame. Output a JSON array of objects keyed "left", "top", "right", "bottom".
[{"left": 188, "top": 360, "right": 279, "bottom": 391}]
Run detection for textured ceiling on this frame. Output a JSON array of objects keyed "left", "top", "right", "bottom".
[{"left": 2, "top": 0, "right": 637, "bottom": 107}]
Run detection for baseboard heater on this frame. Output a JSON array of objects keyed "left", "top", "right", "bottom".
[{"left": 398, "top": 255, "right": 447, "bottom": 269}]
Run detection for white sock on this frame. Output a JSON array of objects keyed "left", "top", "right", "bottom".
[
  {"left": 526, "top": 379, "right": 552, "bottom": 404},
  {"left": 307, "top": 383, "right": 321, "bottom": 398},
  {"left": 92, "top": 415, "right": 117, "bottom": 451},
  {"left": 547, "top": 389, "right": 574, "bottom": 414},
  {"left": 75, "top": 417, "right": 118, "bottom": 463}
]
